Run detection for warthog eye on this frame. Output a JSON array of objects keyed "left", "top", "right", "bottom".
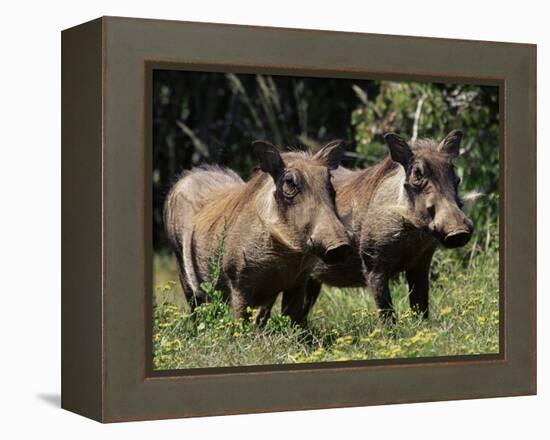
[
  {"left": 409, "top": 165, "right": 426, "bottom": 189},
  {"left": 281, "top": 173, "right": 299, "bottom": 199}
]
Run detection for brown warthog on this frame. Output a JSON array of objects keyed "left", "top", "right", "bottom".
[
  {"left": 164, "top": 141, "right": 352, "bottom": 323},
  {"left": 282, "top": 130, "right": 474, "bottom": 324}
]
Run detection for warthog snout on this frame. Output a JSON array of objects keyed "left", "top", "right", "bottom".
[
  {"left": 431, "top": 199, "right": 474, "bottom": 249},
  {"left": 323, "top": 242, "right": 352, "bottom": 264},
  {"left": 443, "top": 228, "right": 473, "bottom": 248},
  {"left": 309, "top": 208, "right": 352, "bottom": 264}
]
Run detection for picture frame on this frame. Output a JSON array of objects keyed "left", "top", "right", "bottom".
[{"left": 61, "top": 16, "right": 536, "bottom": 422}]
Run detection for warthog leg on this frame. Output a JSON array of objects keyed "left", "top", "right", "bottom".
[
  {"left": 367, "top": 272, "right": 396, "bottom": 324},
  {"left": 254, "top": 297, "right": 277, "bottom": 327},
  {"left": 230, "top": 288, "right": 252, "bottom": 322},
  {"left": 281, "top": 285, "right": 308, "bottom": 327},
  {"left": 302, "top": 279, "right": 322, "bottom": 322},
  {"left": 280, "top": 278, "right": 322, "bottom": 326},
  {"left": 405, "top": 257, "right": 431, "bottom": 319}
]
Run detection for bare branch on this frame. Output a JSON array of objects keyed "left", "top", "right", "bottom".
[
  {"left": 176, "top": 120, "right": 210, "bottom": 158},
  {"left": 411, "top": 95, "right": 426, "bottom": 142}
]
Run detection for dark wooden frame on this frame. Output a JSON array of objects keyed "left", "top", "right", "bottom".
[{"left": 62, "top": 16, "right": 536, "bottom": 423}]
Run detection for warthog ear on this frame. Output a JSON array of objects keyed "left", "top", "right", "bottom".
[
  {"left": 384, "top": 133, "right": 413, "bottom": 168},
  {"left": 252, "top": 140, "right": 285, "bottom": 181},
  {"left": 438, "top": 129, "right": 463, "bottom": 159},
  {"left": 314, "top": 140, "right": 345, "bottom": 170}
]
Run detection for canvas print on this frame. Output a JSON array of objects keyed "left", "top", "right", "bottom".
[{"left": 151, "top": 69, "right": 500, "bottom": 370}]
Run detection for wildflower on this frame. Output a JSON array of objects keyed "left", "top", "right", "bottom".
[
  {"left": 409, "top": 331, "right": 425, "bottom": 344},
  {"left": 336, "top": 336, "right": 353, "bottom": 345},
  {"left": 368, "top": 329, "right": 381, "bottom": 338},
  {"left": 388, "top": 346, "right": 402, "bottom": 358}
]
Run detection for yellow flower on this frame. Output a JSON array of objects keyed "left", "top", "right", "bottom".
[
  {"left": 335, "top": 336, "right": 353, "bottom": 345},
  {"left": 407, "top": 330, "right": 435, "bottom": 345},
  {"left": 368, "top": 329, "right": 381, "bottom": 338},
  {"left": 409, "top": 331, "right": 424, "bottom": 344},
  {"left": 388, "top": 346, "right": 402, "bottom": 358},
  {"left": 440, "top": 306, "right": 453, "bottom": 316}
]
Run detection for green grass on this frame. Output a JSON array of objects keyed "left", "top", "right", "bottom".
[{"left": 153, "top": 224, "right": 499, "bottom": 370}]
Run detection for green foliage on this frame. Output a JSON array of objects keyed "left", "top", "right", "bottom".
[
  {"left": 265, "top": 313, "right": 294, "bottom": 335},
  {"left": 198, "top": 220, "right": 226, "bottom": 301},
  {"left": 153, "top": 225, "right": 499, "bottom": 369}
]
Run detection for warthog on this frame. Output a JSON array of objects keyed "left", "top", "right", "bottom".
[
  {"left": 164, "top": 141, "right": 352, "bottom": 323},
  {"left": 282, "top": 130, "right": 474, "bottom": 324}
]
